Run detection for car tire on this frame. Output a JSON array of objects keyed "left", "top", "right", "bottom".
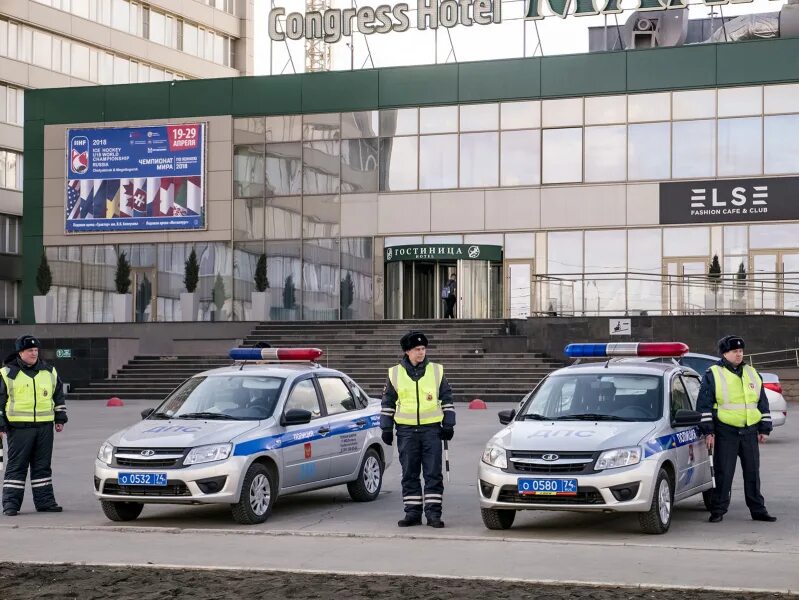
[
  {"left": 100, "top": 500, "right": 143, "bottom": 522},
  {"left": 639, "top": 468, "right": 673, "bottom": 534},
  {"left": 481, "top": 507, "right": 516, "bottom": 530},
  {"left": 231, "top": 462, "right": 277, "bottom": 525},
  {"left": 347, "top": 448, "right": 384, "bottom": 502},
  {"left": 702, "top": 489, "right": 714, "bottom": 512}
]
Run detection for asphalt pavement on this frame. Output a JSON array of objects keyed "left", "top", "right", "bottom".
[{"left": 0, "top": 399, "right": 797, "bottom": 593}]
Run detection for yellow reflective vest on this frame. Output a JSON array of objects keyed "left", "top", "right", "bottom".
[
  {"left": 388, "top": 362, "right": 444, "bottom": 426},
  {"left": 710, "top": 364, "right": 763, "bottom": 428},
  {"left": 0, "top": 366, "right": 58, "bottom": 423}
]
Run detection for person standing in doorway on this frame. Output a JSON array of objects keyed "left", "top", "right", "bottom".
[
  {"left": 443, "top": 273, "right": 457, "bottom": 319},
  {"left": 0, "top": 335, "right": 68, "bottom": 516}
]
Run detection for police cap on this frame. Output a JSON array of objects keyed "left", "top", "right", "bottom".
[
  {"left": 718, "top": 335, "right": 745, "bottom": 355},
  {"left": 400, "top": 331, "right": 428, "bottom": 352},
  {"left": 15, "top": 335, "right": 42, "bottom": 353}
]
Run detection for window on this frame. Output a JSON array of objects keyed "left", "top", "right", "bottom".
[
  {"left": 500, "top": 130, "right": 540, "bottom": 186},
  {"left": 628, "top": 122, "right": 669, "bottom": 181},
  {"left": 0, "top": 150, "right": 23, "bottom": 191},
  {"left": 419, "top": 134, "right": 457, "bottom": 189},
  {"left": 764, "top": 115, "right": 799, "bottom": 174},
  {"left": 460, "top": 132, "right": 498, "bottom": 188},
  {"left": 542, "top": 128, "right": 582, "bottom": 184},
  {"left": 318, "top": 377, "right": 356, "bottom": 415},
  {"left": 672, "top": 120, "right": 716, "bottom": 179},
  {"left": 670, "top": 376, "right": 692, "bottom": 419},
  {"left": 420, "top": 106, "right": 457, "bottom": 134},
  {"left": 682, "top": 376, "right": 701, "bottom": 407},
  {"left": 718, "top": 117, "right": 762, "bottom": 177},
  {"left": 284, "top": 379, "right": 321, "bottom": 417},
  {"left": 460, "top": 103, "right": 498, "bottom": 132},
  {"left": 379, "top": 137, "right": 417, "bottom": 191},
  {"left": 584, "top": 125, "right": 626, "bottom": 182}
]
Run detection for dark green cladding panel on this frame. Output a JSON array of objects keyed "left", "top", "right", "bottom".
[
  {"left": 105, "top": 82, "right": 171, "bottom": 122},
  {"left": 627, "top": 45, "right": 716, "bottom": 92},
  {"left": 21, "top": 234, "right": 42, "bottom": 324},
  {"left": 43, "top": 86, "right": 105, "bottom": 124},
  {"left": 24, "top": 91, "right": 46, "bottom": 123},
  {"left": 24, "top": 119, "right": 44, "bottom": 153},
  {"left": 232, "top": 75, "right": 303, "bottom": 116},
  {"left": 541, "top": 52, "right": 626, "bottom": 98},
  {"left": 169, "top": 79, "right": 234, "bottom": 118},
  {"left": 23, "top": 151, "right": 44, "bottom": 184},
  {"left": 379, "top": 64, "right": 459, "bottom": 107},
  {"left": 302, "top": 70, "right": 379, "bottom": 113},
  {"left": 459, "top": 58, "right": 541, "bottom": 103},
  {"left": 717, "top": 38, "right": 799, "bottom": 85}
]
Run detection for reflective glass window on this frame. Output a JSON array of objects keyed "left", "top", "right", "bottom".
[
  {"left": 233, "top": 198, "right": 264, "bottom": 241},
  {"left": 542, "top": 98, "right": 582, "bottom": 128},
  {"left": 303, "top": 238, "right": 340, "bottom": 320},
  {"left": 266, "top": 115, "right": 302, "bottom": 142},
  {"left": 303, "top": 196, "right": 340, "bottom": 239},
  {"left": 379, "top": 108, "right": 418, "bottom": 136},
  {"left": 420, "top": 106, "right": 457, "bottom": 134},
  {"left": 265, "top": 143, "right": 302, "bottom": 196},
  {"left": 548, "top": 231, "right": 583, "bottom": 274},
  {"left": 764, "top": 83, "right": 799, "bottom": 115},
  {"left": 672, "top": 89, "right": 716, "bottom": 120},
  {"left": 724, "top": 226, "right": 748, "bottom": 255},
  {"left": 234, "top": 118, "right": 266, "bottom": 145},
  {"left": 718, "top": 86, "right": 762, "bottom": 118},
  {"left": 340, "top": 237, "right": 373, "bottom": 320},
  {"left": 341, "top": 138, "right": 378, "bottom": 193},
  {"left": 303, "top": 141, "right": 340, "bottom": 195},
  {"left": 628, "top": 92, "right": 670, "bottom": 123},
  {"left": 183, "top": 22, "right": 199, "bottom": 55},
  {"left": 542, "top": 128, "right": 582, "bottom": 184},
  {"left": 504, "top": 232, "right": 535, "bottom": 259},
  {"left": 500, "top": 130, "right": 540, "bottom": 186},
  {"left": 265, "top": 197, "right": 301, "bottom": 239},
  {"left": 460, "top": 103, "right": 499, "bottom": 132},
  {"left": 663, "top": 227, "right": 709, "bottom": 257},
  {"left": 303, "top": 113, "right": 340, "bottom": 140},
  {"left": 460, "top": 132, "right": 498, "bottom": 188},
  {"left": 764, "top": 115, "right": 799, "bottom": 174},
  {"left": 628, "top": 228, "right": 662, "bottom": 313},
  {"left": 233, "top": 145, "right": 265, "bottom": 198},
  {"left": 419, "top": 134, "right": 457, "bottom": 189},
  {"left": 750, "top": 224, "right": 799, "bottom": 249},
  {"left": 718, "top": 117, "right": 762, "bottom": 177},
  {"left": 379, "top": 137, "right": 418, "bottom": 191},
  {"left": 500, "top": 101, "right": 540, "bottom": 130},
  {"left": 584, "top": 125, "right": 626, "bottom": 182},
  {"left": 32, "top": 31, "right": 51, "bottom": 68},
  {"left": 584, "top": 95, "right": 626, "bottom": 125},
  {"left": 628, "top": 122, "right": 669, "bottom": 181},
  {"left": 342, "top": 111, "right": 379, "bottom": 138},
  {"left": 672, "top": 120, "right": 716, "bottom": 178}
]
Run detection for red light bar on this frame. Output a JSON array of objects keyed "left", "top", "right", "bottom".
[
  {"left": 634, "top": 342, "right": 689, "bottom": 357},
  {"left": 229, "top": 347, "right": 323, "bottom": 362}
]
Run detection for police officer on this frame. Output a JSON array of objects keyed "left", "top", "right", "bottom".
[
  {"left": 697, "top": 335, "right": 776, "bottom": 523},
  {"left": 380, "top": 331, "right": 455, "bottom": 528},
  {"left": 0, "top": 335, "right": 68, "bottom": 516}
]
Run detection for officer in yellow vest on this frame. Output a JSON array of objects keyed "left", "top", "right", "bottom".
[
  {"left": 696, "top": 335, "right": 775, "bottom": 524},
  {"left": 380, "top": 331, "right": 455, "bottom": 528},
  {"left": 0, "top": 335, "right": 68, "bottom": 516}
]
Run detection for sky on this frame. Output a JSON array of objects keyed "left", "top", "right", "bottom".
[{"left": 253, "top": 0, "right": 786, "bottom": 75}]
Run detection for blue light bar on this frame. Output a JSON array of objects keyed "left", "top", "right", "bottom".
[
  {"left": 564, "top": 342, "right": 688, "bottom": 358},
  {"left": 229, "top": 347, "right": 323, "bottom": 361}
]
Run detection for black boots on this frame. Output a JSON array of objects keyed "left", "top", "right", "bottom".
[
  {"left": 752, "top": 513, "right": 777, "bottom": 522},
  {"left": 397, "top": 515, "right": 422, "bottom": 527}
]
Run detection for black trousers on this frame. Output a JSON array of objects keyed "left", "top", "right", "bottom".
[
  {"left": 2, "top": 424, "right": 58, "bottom": 511},
  {"left": 396, "top": 425, "right": 443, "bottom": 519},
  {"left": 710, "top": 423, "right": 767, "bottom": 517},
  {"left": 444, "top": 297, "right": 456, "bottom": 319}
]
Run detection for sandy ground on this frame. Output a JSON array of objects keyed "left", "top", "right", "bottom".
[{"left": 0, "top": 564, "right": 792, "bottom": 600}]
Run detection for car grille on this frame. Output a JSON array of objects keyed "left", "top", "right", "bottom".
[
  {"left": 103, "top": 480, "right": 191, "bottom": 497},
  {"left": 497, "top": 485, "right": 605, "bottom": 505},
  {"left": 507, "top": 450, "right": 596, "bottom": 475},
  {"left": 113, "top": 447, "right": 187, "bottom": 469}
]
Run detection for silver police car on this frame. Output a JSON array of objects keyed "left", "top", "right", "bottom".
[
  {"left": 478, "top": 342, "right": 713, "bottom": 534},
  {"left": 94, "top": 347, "right": 391, "bottom": 524}
]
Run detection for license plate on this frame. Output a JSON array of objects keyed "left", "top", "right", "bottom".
[
  {"left": 118, "top": 472, "right": 167, "bottom": 486},
  {"left": 518, "top": 478, "right": 578, "bottom": 496}
]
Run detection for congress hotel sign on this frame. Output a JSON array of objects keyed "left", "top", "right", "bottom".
[{"left": 268, "top": 0, "right": 769, "bottom": 42}]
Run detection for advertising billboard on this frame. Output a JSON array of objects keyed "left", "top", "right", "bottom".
[{"left": 65, "top": 123, "right": 205, "bottom": 233}]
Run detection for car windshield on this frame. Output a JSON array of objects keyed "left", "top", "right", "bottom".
[
  {"left": 519, "top": 373, "right": 663, "bottom": 422},
  {"left": 679, "top": 356, "right": 715, "bottom": 375},
  {"left": 151, "top": 375, "right": 285, "bottom": 421}
]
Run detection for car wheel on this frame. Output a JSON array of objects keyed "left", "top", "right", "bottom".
[
  {"left": 639, "top": 468, "right": 673, "bottom": 534},
  {"left": 100, "top": 500, "right": 143, "bottom": 522},
  {"left": 702, "top": 489, "right": 714, "bottom": 512},
  {"left": 231, "top": 462, "right": 276, "bottom": 525},
  {"left": 347, "top": 448, "right": 384, "bottom": 502},
  {"left": 481, "top": 507, "right": 516, "bottom": 530}
]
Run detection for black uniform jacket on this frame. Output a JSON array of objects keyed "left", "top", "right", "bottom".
[
  {"left": 380, "top": 356, "right": 455, "bottom": 431},
  {"left": 0, "top": 354, "right": 68, "bottom": 432},
  {"left": 696, "top": 358, "right": 772, "bottom": 436}
]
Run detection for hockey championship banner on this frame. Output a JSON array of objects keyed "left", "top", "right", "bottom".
[{"left": 65, "top": 123, "right": 206, "bottom": 233}]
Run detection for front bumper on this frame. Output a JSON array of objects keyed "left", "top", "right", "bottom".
[
  {"left": 478, "top": 458, "right": 660, "bottom": 512},
  {"left": 94, "top": 457, "right": 249, "bottom": 505}
]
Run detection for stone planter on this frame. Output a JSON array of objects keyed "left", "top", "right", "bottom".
[
  {"left": 251, "top": 290, "right": 272, "bottom": 322},
  {"left": 180, "top": 292, "right": 199, "bottom": 321},
  {"left": 112, "top": 293, "right": 132, "bottom": 323},
  {"left": 33, "top": 295, "right": 55, "bottom": 323}
]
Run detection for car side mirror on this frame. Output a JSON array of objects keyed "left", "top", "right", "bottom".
[
  {"left": 140, "top": 408, "right": 155, "bottom": 420},
  {"left": 498, "top": 409, "right": 516, "bottom": 425},
  {"left": 281, "top": 408, "right": 313, "bottom": 426},
  {"left": 672, "top": 409, "right": 701, "bottom": 427}
]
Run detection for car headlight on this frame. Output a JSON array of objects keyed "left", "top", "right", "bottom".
[
  {"left": 97, "top": 442, "right": 114, "bottom": 465},
  {"left": 184, "top": 443, "right": 233, "bottom": 466},
  {"left": 481, "top": 445, "right": 507, "bottom": 469},
  {"left": 595, "top": 446, "right": 642, "bottom": 470}
]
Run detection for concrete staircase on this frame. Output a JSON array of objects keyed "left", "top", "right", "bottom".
[{"left": 68, "top": 320, "right": 563, "bottom": 403}]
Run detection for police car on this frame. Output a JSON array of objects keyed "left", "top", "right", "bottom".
[
  {"left": 94, "top": 347, "right": 391, "bottom": 525},
  {"left": 478, "top": 342, "right": 713, "bottom": 534}
]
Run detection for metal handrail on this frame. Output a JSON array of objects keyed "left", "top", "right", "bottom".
[{"left": 746, "top": 348, "right": 799, "bottom": 369}]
